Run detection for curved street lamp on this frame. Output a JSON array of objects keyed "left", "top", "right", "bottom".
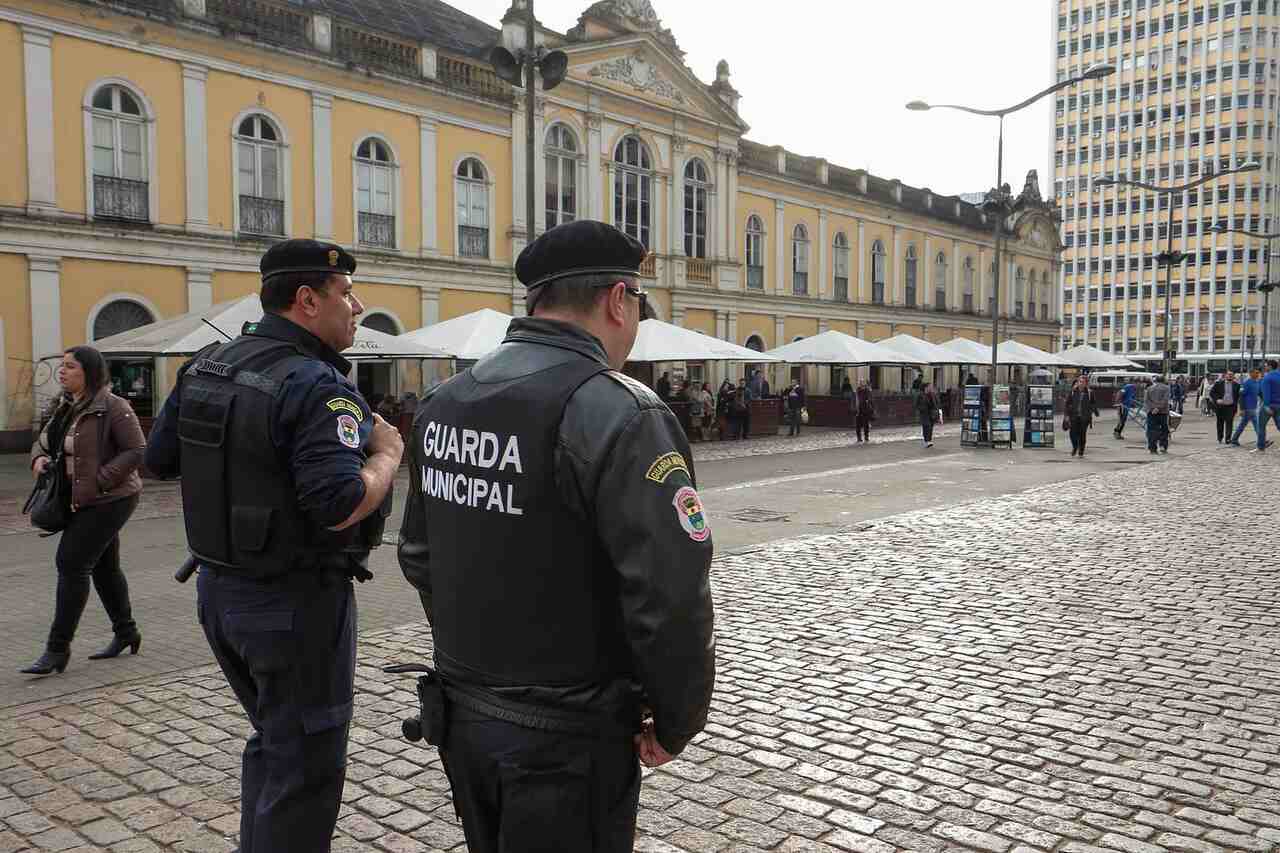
[
  {"left": 906, "top": 63, "right": 1116, "bottom": 409},
  {"left": 1093, "top": 161, "right": 1261, "bottom": 378}
]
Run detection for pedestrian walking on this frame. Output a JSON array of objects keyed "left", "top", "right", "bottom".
[
  {"left": 397, "top": 220, "right": 715, "bottom": 853},
  {"left": 697, "top": 382, "right": 715, "bottom": 441},
  {"left": 1256, "top": 359, "right": 1280, "bottom": 452},
  {"left": 1114, "top": 378, "right": 1140, "bottom": 439},
  {"left": 1209, "top": 370, "right": 1241, "bottom": 443},
  {"left": 853, "top": 380, "right": 875, "bottom": 443},
  {"left": 1229, "top": 367, "right": 1263, "bottom": 447},
  {"left": 916, "top": 381, "right": 940, "bottom": 447},
  {"left": 144, "top": 239, "right": 404, "bottom": 853},
  {"left": 736, "top": 376, "right": 752, "bottom": 439},
  {"left": 785, "top": 379, "right": 805, "bottom": 437},
  {"left": 1065, "top": 375, "right": 1101, "bottom": 457},
  {"left": 1170, "top": 376, "right": 1186, "bottom": 414},
  {"left": 21, "top": 346, "right": 146, "bottom": 676},
  {"left": 1146, "top": 374, "right": 1171, "bottom": 454}
]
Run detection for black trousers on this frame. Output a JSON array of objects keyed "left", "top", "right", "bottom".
[
  {"left": 1215, "top": 405, "right": 1235, "bottom": 441},
  {"left": 1069, "top": 418, "right": 1089, "bottom": 453},
  {"left": 855, "top": 414, "right": 871, "bottom": 441},
  {"left": 441, "top": 704, "right": 641, "bottom": 853},
  {"left": 197, "top": 569, "right": 356, "bottom": 853},
  {"left": 1115, "top": 406, "right": 1129, "bottom": 435},
  {"left": 47, "top": 495, "right": 139, "bottom": 653},
  {"left": 1147, "top": 413, "right": 1170, "bottom": 451},
  {"left": 920, "top": 416, "right": 934, "bottom": 443}
]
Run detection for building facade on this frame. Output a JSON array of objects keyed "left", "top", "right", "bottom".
[
  {"left": 1050, "top": 0, "right": 1280, "bottom": 373},
  {"left": 0, "top": 0, "right": 1060, "bottom": 447}
]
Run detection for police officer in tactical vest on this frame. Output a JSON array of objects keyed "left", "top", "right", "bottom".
[
  {"left": 395, "top": 220, "right": 716, "bottom": 853},
  {"left": 145, "top": 239, "right": 404, "bottom": 853}
]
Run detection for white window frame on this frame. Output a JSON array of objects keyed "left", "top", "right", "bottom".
[
  {"left": 792, "top": 223, "right": 810, "bottom": 295},
  {"left": 453, "top": 154, "right": 494, "bottom": 260},
  {"left": 934, "top": 252, "right": 948, "bottom": 310},
  {"left": 963, "top": 257, "right": 975, "bottom": 311},
  {"left": 1015, "top": 267, "right": 1026, "bottom": 318},
  {"left": 82, "top": 78, "right": 158, "bottom": 224},
  {"left": 352, "top": 134, "right": 401, "bottom": 250},
  {"left": 832, "top": 232, "right": 850, "bottom": 300},
  {"left": 745, "top": 215, "right": 765, "bottom": 288},
  {"left": 613, "top": 135, "right": 653, "bottom": 248},
  {"left": 545, "top": 123, "right": 580, "bottom": 229},
  {"left": 871, "top": 240, "right": 887, "bottom": 302},
  {"left": 904, "top": 244, "right": 918, "bottom": 306},
  {"left": 683, "top": 158, "right": 711, "bottom": 259},
  {"left": 231, "top": 107, "right": 291, "bottom": 238}
]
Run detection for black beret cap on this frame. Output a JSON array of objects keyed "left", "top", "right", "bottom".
[
  {"left": 516, "top": 220, "right": 646, "bottom": 292},
  {"left": 260, "top": 238, "right": 357, "bottom": 281}
]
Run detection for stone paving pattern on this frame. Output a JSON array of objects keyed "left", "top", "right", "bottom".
[{"left": 1, "top": 445, "right": 1277, "bottom": 851}]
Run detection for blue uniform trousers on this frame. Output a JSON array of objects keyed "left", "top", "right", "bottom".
[
  {"left": 440, "top": 704, "right": 641, "bottom": 853},
  {"left": 197, "top": 568, "right": 356, "bottom": 853}
]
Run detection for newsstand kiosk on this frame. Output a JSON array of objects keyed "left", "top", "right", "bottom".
[
  {"left": 961, "top": 385, "right": 989, "bottom": 447},
  {"left": 989, "top": 384, "right": 1014, "bottom": 448},
  {"left": 1022, "top": 384, "right": 1056, "bottom": 449}
]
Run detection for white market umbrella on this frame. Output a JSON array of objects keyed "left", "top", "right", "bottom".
[
  {"left": 763, "top": 330, "right": 917, "bottom": 365},
  {"left": 996, "top": 339, "right": 1069, "bottom": 367},
  {"left": 1058, "top": 343, "right": 1143, "bottom": 369},
  {"left": 628, "top": 319, "right": 780, "bottom": 362},
  {"left": 940, "top": 337, "right": 992, "bottom": 364},
  {"left": 93, "top": 294, "right": 447, "bottom": 359},
  {"left": 875, "top": 333, "right": 970, "bottom": 365},
  {"left": 398, "top": 308, "right": 513, "bottom": 361}
]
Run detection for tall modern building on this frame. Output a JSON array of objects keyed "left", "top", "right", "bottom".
[{"left": 1051, "top": 0, "right": 1280, "bottom": 374}]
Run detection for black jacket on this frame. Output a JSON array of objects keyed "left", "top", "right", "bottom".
[
  {"left": 398, "top": 318, "right": 715, "bottom": 755},
  {"left": 1209, "top": 379, "right": 1242, "bottom": 413},
  {"left": 1066, "top": 388, "right": 1101, "bottom": 423}
]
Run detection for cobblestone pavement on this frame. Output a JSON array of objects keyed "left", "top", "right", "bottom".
[{"left": 2, "top": 444, "right": 1279, "bottom": 852}]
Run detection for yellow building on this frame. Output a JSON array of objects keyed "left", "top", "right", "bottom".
[{"left": 0, "top": 0, "right": 1060, "bottom": 447}]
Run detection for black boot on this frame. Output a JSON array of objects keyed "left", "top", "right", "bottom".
[
  {"left": 88, "top": 630, "right": 141, "bottom": 660},
  {"left": 20, "top": 649, "right": 69, "bottom": 675}
]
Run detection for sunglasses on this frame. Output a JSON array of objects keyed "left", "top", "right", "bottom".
[{"left": 595, "top": 281, "right": 653, "bottom": 320}]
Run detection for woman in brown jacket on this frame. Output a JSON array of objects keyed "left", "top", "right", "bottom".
[{"left": 22, "top": 346, "right": 146, "bottom": 676}]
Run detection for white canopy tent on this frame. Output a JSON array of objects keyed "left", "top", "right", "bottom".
[
  {"left": 762, "top": 330, "right": 918, "bottom": 365},
  {"left": 875, "top": 333, "right": 971, "bottom": 365},
  {"left": 996, "top": 340, "right": 1070, "bottom": 367},
  {"left": 93, "top": 295, "right": 449, "bottom": 360},
  {"left": 397, "top": 308, "right": 513, "bottom": 360},
  {"left": 940, "top": 338, "right": 992, "bottom": 363},
  {"left": 1058, "top": 343, "right": 1144, "bottom": 369},
  {"left": 629, "top": 319, "right": 781, "bottom": 363}
]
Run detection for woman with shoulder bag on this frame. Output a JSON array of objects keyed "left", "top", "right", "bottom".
[{"left": 22, "top": 346, "right": 146, "bottom": 676}]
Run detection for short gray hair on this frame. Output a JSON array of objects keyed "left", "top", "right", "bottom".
[{"left": 529, "top": 272, "right": 636, "bottom": 316}]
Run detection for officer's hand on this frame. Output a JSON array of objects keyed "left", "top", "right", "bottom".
[
  {"left": 368, "top": 413, "right": 405, "bottom": 461},
  {"left": 32, "top": 456, "right": 49, "bottom": 478},
  {"left": 634, "top": 721, "right": 674, "bottom": 768}
]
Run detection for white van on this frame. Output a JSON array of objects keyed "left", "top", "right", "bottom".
[{"left": 1088, "top": 370, "right": 1158, "bottom": 389}]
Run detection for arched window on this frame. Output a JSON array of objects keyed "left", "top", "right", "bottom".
[
  {"left": 613, "top": 136, "right": 652, "bottom": 248},
  {"left": 904, "top": 244, "right": 918, "bottom": 307},
  {"left": 1015, "top": 267, "right": 1026, "bottom": 318},
  {"left": 1040, "top": 272, "right": 1051, "bottom": 321},
  {"left": 360, "top": 312, "right": 400, "bottom": 335},
  {"left": 684, "top": 159, "right": 710, "bottom": 258},
  {"left": 745, "top": 215, "right": 765, "bottom": 289},
  {"left": 792, "top": 224, "right": 809, "bottom": 295},
  {"left": 833, "top": 232, "right": 850, "bottom": 301},
  {"left": 934, "top": 252, "right": 948, "bottom": 310},
  {"left": 236, "top": 114, "right": 285, "bottom": 235},
  {"left": 1027, "top": 271, "right": 1037, "bottom": 320},
  {"left": 92, "top": 299, "right": 155, "bottom": 341},
  {"left": 963, "top": 257, "right": 975, "bottom": 312},
  {"left": 745, "top": 334, "right": 765, "bottom": 352},
  {"left": 545, "top": 124, "right": 577, "bottom": 229},
  {"left": 871, "top": 240, "right": 886, "bottom": 303},
  {"left": 89, "top": 84, "right": 149, "bottom": 222},
  {"left": 456, "top": 157, "right": 489, "bottom": 259},
  {"left": 356, "top": 138, "right": 395, "bottom": 248}
]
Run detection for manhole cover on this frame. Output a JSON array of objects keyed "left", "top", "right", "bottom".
[{"left": 730, "top": 507, "right": 790, "bottom": 523}]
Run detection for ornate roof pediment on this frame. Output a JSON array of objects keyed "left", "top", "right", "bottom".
[{"left": 586, "top": 50, "right": 686, "bottom": 105}]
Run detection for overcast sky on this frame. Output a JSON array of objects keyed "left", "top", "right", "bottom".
[{"left": 450, "top": 0, "right": 1058, "bottom": 198}]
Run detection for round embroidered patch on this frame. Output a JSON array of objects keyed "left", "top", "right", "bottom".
[
  {"left": 336, "top": 413, "right": 361, "bottom": 448},
  {"left": 672, "top": 485, "right": 710, "bottom": 542}
]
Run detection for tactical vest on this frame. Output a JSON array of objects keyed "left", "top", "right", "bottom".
[
  {"left": 178, "top": 333, "right": 361, "bottom": 578},
  {"left": 417, "top": 354, "right": 632, "bottom": 687}
]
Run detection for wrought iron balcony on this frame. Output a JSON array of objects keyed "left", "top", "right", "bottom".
[
  {"left": 833, "top": 276, "right": 848, "bottom": 301},
  {"left": 686, "top": 258, "right": 712, "bottom": 284},
  {"left": 239, "top": 195, "right": 285, "bottom": 236},
  {"left": 93, "top": 175, "right": 149, "bottom": 222},
  {"left": 747, "top": 265, "right": 764, "bottom": 289},
  {"left": 458, "top": 225, "right": 488, "bottom": 259},
  {"left": 359, "top": 212, "right": 395, "bottom": 249}
]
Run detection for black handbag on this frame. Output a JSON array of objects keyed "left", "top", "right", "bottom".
[{"left": 23, "top": 451, "right": 70, "bottom": 534}]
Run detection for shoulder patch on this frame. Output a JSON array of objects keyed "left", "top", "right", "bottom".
[
  {"left": 604, "top": 371, "right": 665, "bottom": 408},
  {"left": 672, "top": 486, "right": 711, "bottom": 542},
  {"left": 645, "top": 451, "right": 689, "bottom": 484},
  {"left": 326, "top": 397, "right": 365, "bottom": 421}
]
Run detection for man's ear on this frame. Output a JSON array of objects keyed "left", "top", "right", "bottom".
[
  {"left": 604, "top": 282, "right": 628, "bottom": 326},
  {"left": 295, "top": 284, "right": 321, "bottom": 318}
]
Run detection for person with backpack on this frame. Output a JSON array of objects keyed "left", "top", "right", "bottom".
[{"left": 785, "top": 380, "right": 806, "bottom": 437}]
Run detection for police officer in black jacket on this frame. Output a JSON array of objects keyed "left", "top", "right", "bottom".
[
  {"left": 397, "top": 220, "right": 716, "bottom": 853},
  {"left": 145, "top": 239, "right": 404, "bottom": 853}
]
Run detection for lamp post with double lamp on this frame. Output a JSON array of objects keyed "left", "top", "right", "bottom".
[
  {"left": 1212, "top": 223, "right": 1278, "bottom": 372},
  {"left": 907, "top": 63, "right": 1115, "bottom": 394},
  {"left": 1094, "top": 161, "right": 1261, "bottom": 380}
]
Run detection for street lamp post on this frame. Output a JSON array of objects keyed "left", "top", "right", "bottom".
[
  {"left": 907, "top": 63, "right": 1115, "bottom": 391},
  {"left": 1094, "top": 161, "right": 1260, "bottom": 380},
  {"left": 1213, "top": 223, "right": 1279, "bottom": 372}
]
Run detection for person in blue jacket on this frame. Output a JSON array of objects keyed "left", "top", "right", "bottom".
[
  {"left": 1170, "top": 376, "right": 1186, "bottom": 414},
  {"left": 1257, "top": 359, "right": 1280, "bottom": 451},
  {"left": 1229, "top": 367, "right": 1262, "bottom": 447},
  {"left": 1113, "top": 379, "right": 1139, "bottom": 439}
]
